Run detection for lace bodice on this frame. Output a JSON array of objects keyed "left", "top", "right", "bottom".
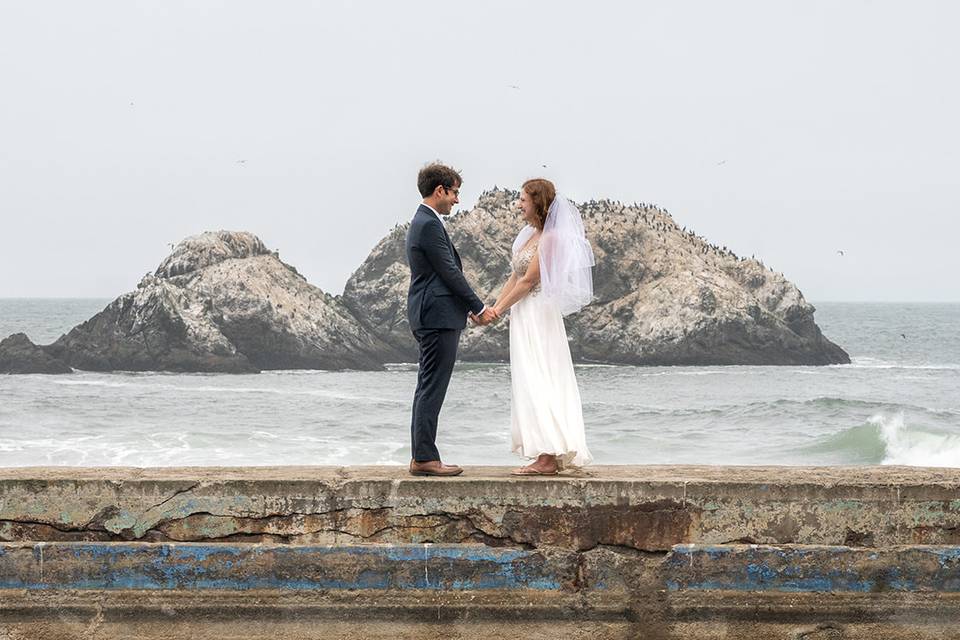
[{"left": 511, "top": 239, "right": 541, "bottom": 295}]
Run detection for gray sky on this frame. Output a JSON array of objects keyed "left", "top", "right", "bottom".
[{"left": 1, "top": 1, "right": 958, "bottom": 301}]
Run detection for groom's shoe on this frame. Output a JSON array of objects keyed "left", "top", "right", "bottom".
[{"left": 409, "top": 460, "right": 463, "bottom": 477}]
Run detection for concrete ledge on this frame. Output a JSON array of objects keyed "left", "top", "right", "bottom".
[
  {"left": 4, "top": 587, "right": 960, "bottom": 639},
  {"left": 3, "top": 466, "right": 960, "bottom": 639},
  {"left": 3, "top": 465, "right": 960, "bottom": 548}
]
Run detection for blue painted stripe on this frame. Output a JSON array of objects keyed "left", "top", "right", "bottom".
[
  {"left": 11, "top": 541, "right": 960, "bottom": 595},
  {"left": 667, "top": 544, "right": 960, "bottom": 593},
  {"left": 0, "top": 543, "right": 566, "bottom": 592}
]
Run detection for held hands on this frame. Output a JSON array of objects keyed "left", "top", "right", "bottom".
[
  {"left": 481, "top": 307, "right": 501, "bottom": 325},
  {"left": 469, "top": 306, "right": 501, "bottom": 326}
]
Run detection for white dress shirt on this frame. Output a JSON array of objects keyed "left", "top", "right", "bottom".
[{"left": 422, "top": 202, "right": 443, "bottom": 221}]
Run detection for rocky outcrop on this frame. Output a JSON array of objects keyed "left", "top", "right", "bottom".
[
  {"left": 0, "top": 333, "right": 72, "bottom": 374},
  {"left": 35, "top": 231, "right": 403, "bottom": 373},
  {"left": 343, "top": 189, "right": 849, "bottom": 365},
  {"left": 2, "top": 191, "right": 849, "bottom": 374}
]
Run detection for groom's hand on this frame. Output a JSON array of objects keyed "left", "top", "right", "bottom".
[
  {"left": 479, "top": 307, "right": 499, "bottom": 325},
  {"left": 470, "top": 306, "right": 501, "bottom": 326}
]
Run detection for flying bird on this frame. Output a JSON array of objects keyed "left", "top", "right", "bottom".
[
  {"left": 508, "top": 84, "right": 520, "bottom": 90},
  {"left": 900, "top": 333, "right": 907, "bottom": 339},
  {"left": 236, "top": 160, "right": 246, "bottom": 164},
  {"left": 837, "top": 250, "right": 845, "bottom": 256},
  {"left": 716, "top": 160, "right": 726, "bottom": 166}
]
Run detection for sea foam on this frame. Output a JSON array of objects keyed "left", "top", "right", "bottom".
[{"left": 878, "top": 413, "right": 960, "bottom": 467}]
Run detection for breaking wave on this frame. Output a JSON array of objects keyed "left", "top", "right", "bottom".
[{"left": 804, "top": 413, "right": 960, "bottom": 467}]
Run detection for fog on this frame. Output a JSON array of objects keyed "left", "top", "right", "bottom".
[{"left": 1, "top": 1, "right": 957, "bottom": 301}]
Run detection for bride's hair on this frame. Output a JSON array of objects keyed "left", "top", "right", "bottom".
[{"left": 522, "top": 178, "right": 556, "bottom": 230}]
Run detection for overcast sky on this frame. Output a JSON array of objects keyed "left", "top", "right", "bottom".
[{"left": 1, "top": 1, "right": 957, "bottom": 302}]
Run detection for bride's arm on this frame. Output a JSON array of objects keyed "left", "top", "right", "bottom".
[
  {"left": 495, "top": 271, "right": 519, "bottom": 306},
  {"left": 493, "top": 249, "right": 540, "bottom": 316}
]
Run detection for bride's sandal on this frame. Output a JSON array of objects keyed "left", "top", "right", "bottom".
[{"left": 511, "top": 465, "right": 559, "bottom": 476}]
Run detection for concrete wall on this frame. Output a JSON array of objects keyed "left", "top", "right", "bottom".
[{"left": 2, "top": 465, "right": 960, "bottom": 639}]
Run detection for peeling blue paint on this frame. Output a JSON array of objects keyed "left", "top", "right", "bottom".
[
  {"left": 7, "top": 540, "right": 960, "bottom": 595},
  {"left": 667, "top": 545, "right": 960, "bottom": 593},
  {"left": 928, "top": 547, "right": 960, "bottom": 566},
  {"left": 0, "top": 543, "right": 566, "bottom": 592}
]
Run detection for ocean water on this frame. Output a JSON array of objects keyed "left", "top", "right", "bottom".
[{"left": 0, "top": 299, "right": 957, "bottom": 468}]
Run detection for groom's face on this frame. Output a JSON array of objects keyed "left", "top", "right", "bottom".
[{"left": 436, "top": 183, "right": 460, "bottom": 215}]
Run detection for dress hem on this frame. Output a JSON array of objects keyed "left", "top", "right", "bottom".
[{"left": 511, "top": 444, "right": 592, "bottom": 470}]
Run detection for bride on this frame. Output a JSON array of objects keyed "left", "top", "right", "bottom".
[{"left": 482, "top": 178, "right": 595, "bottom": 475}]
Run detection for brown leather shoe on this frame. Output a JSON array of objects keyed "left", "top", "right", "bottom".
[{"left": 409, "top": 460, "right": 463, "bottom": 477}]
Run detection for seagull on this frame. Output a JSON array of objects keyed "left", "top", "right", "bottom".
[
  {"left": 900, "top": 333, "right": 907, "bottom": 339},
  {"left": 508, "top": 84, "right": 520, "bottom": 90},
  {"left": 236, "top": 160, "right": 246, "bottom": 164},
  {"left": 541, "top": 164, "right": 548, "bottom": 168},
  {"left": 837, "top": 250, "right": 845, "bottom": 256},
  {"left": 716, "top": 160, "right": 726, "bottom": 166}
]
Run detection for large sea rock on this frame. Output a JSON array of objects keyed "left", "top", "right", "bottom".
[
  {"left": 2, "top": 191, "right": 849, "bottom": 374},
  {"left": 343, "top": 189, "right": 849, "bottom": 366},
  {"left": 36, "top": 231, "right": 402, "bottom": 373}
]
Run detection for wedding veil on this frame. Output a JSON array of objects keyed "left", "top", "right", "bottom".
[{"left": 512, "top": 195, "right": 595, "bottom": 316}]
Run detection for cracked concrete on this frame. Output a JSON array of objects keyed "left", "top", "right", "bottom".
[
  {"left": 3, "top": 466, "right": 960, "bottom": 549},
  {"left": 3, "top": 466, "right": 960, "bottom": 638}
]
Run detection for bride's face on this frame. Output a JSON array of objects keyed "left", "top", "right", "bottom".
[{"left": 518, "top": 190, "right": 536, "bottom": 226}]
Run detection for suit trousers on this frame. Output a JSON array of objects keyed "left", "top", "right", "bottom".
[{"left": 410, "top": 328, "right": 460, "bottom": 462}]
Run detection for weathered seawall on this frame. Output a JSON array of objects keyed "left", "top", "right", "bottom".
[{"left": 2, "top": 466, "right": 960, "bottom": 639}]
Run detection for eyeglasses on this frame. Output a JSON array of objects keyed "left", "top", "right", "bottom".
[{"left": 443, "top": 186, "right": 460, "bottom": 197}]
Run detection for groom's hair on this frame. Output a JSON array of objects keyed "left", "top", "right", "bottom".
[
  {"left": 418, "top": 163, "right": 462, "bottom": 198},
  {"left": 522, "top": 178, "right": 556, "bottom": 230}
]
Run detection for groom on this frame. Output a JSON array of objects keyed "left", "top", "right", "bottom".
[{"left": 406, "top": 163, "right": 498, "bottom": 477}]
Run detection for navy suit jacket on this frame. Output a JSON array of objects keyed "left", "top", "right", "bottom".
[{"left": 406, "top": 205, "right": 484, "bottom": 331}]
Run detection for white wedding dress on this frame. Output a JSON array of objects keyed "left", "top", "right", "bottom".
[{"left": 509, "top": 237, "right": 593, "bottom": 469}]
